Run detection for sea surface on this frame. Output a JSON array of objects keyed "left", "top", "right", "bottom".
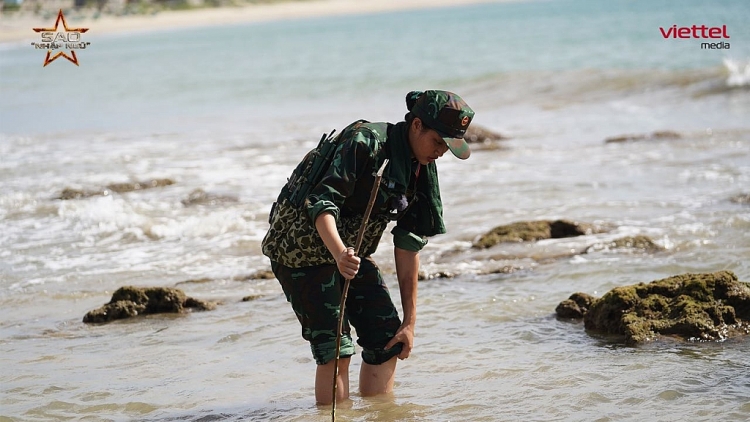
[{"left": 1, "top": 0, "right": 749, "bottom": 420}]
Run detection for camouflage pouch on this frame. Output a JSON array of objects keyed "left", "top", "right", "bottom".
[
  {"left": 262, "top": 198, "right": 391, "bottom": 268},
  {"left": 262, "top": 197, "right": 333, "bottom": 267}
]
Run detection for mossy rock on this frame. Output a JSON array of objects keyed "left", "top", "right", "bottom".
[
  {"left": 106, "top": 178, "right": 174, "bottom": 193},
  {"left": 83, "top": 286, "right": 215, "bottom": 323},
  {"left": 556, "top": 292, "right": 596, "bottom": 319},
  {"left": 234, "top": 270, "right": 276, "bottom": 281},
  {"left": 418, "top": 270, "right": 455, "bottom": 281},
  {"left": 58, "top": 179, "right": 174, "bottom": 200},
  {"left": 569, "top": 271, "right": 750, "bottom": 344},
  {"left": 585, "top": 235, "right": 664, "bottom": 254},
  {"left": 604, "top": 130, "right": 681, "bottom": 144},
  {"left": 473, "top": 219, "right": 594, "bottom": 249},
  {"left": 58, "top": 188, "right": 107, "bottom": 200},
  {"left": 463, "top": 124, "right": 507, "bottom": 144},
  {"left": 181, "top": 188, "right": 238, "bottom": 207}
]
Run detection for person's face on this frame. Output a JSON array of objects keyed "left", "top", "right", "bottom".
[{"left": 408, "top": 118, "right": 450, "bottom": 165}]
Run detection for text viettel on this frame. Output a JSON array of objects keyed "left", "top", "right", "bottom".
[{"left": 659, "top": 25, "right": 730, "bottom": 39}]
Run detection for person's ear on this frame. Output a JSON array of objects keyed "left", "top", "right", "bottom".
[{"left": 411, "top": 117, "right": 422, "bottom": 132}]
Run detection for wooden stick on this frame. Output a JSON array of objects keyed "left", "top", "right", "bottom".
[{"left": 331, "top": 159, "right": 389, "bottom": 421}]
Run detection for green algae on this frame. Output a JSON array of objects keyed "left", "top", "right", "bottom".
[
  {"left": 473, "top": 219, "right": 595, "bottom": 249},
  {"left": 584, "top": 235, "right": 664, "bottom": 254},
  {"left": 557, "top": 271, "right": 750, "bottom": 344},
  {"left": 555, "top": 292, "right": 596, "bottom": 319},
  {"left": 83, "top": 286, "right": 215, "bottom": 324},
  {"left": 58, "top": 179, "right": 175, "bottom": 200}
]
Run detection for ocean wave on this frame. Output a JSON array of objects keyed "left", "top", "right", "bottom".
[
  {"left": 463, "top": 65, "right": 732, "bottom": 109},
  {"left": 723, "top": 58, "right": 750, "bottom": 87}
]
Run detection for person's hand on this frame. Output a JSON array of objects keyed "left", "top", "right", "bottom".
[
  {"left": 336, "top": 247, "right": 360, "bottom": 280},
  {"left": 385, "top": 323, "right": 414, "bottom": 360}
]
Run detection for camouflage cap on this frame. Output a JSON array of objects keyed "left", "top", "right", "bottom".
[{"left": 406, "top": 90, "right": 475, "bottom": 160}]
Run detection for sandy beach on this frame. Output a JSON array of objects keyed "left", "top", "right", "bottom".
[{"left": 0, "top": 0, "right": 507, "bottom": 44}]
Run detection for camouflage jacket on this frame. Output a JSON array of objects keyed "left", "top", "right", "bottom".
[{"left": 262, "top": 120, "right": 446, "bottom": 268}]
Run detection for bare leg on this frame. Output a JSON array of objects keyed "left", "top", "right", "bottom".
[
  {"left": 359, "top": 356, "right": 397, "bottom": 397},
  {"left": 315, "top": 357, "right": 350, "bottom": 405}
]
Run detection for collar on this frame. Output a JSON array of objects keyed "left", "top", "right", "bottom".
[{"left": 384, "top": 121, "right": 413, "bottom": 194}]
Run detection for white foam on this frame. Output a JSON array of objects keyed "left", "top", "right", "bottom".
[{"left": 723, "top": 58, "right": 750, "bottom": 87}]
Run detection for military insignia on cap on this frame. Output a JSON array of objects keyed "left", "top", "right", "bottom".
[{"left": 461, "top": 116, "right": 470, "bottom": 127}]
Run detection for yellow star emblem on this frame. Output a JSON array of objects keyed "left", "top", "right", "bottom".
[{"left": 33, "top": 9, "right": 90, "bottom": 67}]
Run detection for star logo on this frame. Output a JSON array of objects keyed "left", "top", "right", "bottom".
[{"left": 32, "top": 9, "right": 90, "bottom": 67}]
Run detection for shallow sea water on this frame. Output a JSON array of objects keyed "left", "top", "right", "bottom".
[{"left": 1, "top": 0, "right": 750, "bottom": 420}]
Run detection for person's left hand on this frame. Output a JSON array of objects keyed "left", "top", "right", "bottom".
[{"left": 385, "top": 323, "right": 414, "bottom": 360}]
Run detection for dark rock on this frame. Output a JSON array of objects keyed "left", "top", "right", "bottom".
[
  {"left": 418, "top": 271, "right": 455, "bottom": 281},
  {"left": 83, "top": 286, "right": 215, "bottom": 323},
  {"left": 479, "top": 265, "right": 522, "bottom": 275},
  {"left": 604, "top": 130, "right": 681, "bottom": 144},
  {"left": 242, "top": 295, "right": 263, "bottom": 302},
  {"left": 580, "top": 271, "right": 750, "bottom": 344},
  {"left": 473, "top": 219, "right": 596, "bottom": 249},
  {"left": 58, "top": 187, "right": 109, "bottom": 200},
  {"left": 106, "top": 178, "right": 174, "bottom": 193},
  {"left": 463, "top": 124, "right": 507, "bottom": 144},
  {"left": 729, "top": 193, "right": 750, "bottom": 204},
  {"left": 585, "top": 235, "right": 664, "bottom": 254},
  {"left": 556, "top": 292, "right": 596, "bottom": 319},
  {"left": 59, "top": 179, "right": 174, "bottom": 200},
  {"left": 175, "top": 277, "right": 213, "bottom": 286},
  {"left": 181, "top": 188, "right": 238, "bottom": 207},
  {"left": 234, "top": 270, "right": 276, "bottom": 281}
]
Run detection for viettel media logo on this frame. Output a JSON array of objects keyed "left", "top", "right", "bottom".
[
  {"left": 31, "top": 9, "right": 90, "bottom": 67},
  {"left": 660, "top": 24, "right": 730, "bottom": 50}
]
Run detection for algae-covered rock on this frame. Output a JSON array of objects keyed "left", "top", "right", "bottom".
[
  {"left": 574, "top": 271, "right": 750, "bottom": 344},
  {"left": 556, "top": 292, "right": 596, "bottom": 319},
  {"left": 181, "top": 188, "right": 238, "bottom": 207},
  {"left": 473, "top": 220, "right": 595, "bottom": 249},
  {"left": 234, "top": 270, "right": 276, "bottom": 281},
  {"left": 58, "top": 179, "right": 174, "bottom": 200},
  {"left": 83, "top": 286, "right": 216, "bottom": 323},
  {"left": 604, "top": 130, "right": 681, "bottom": 144},
  {"left": 58, "top": 187, "right": 109, "bottom": 200},
  {"left": 584, "top": 235, "right": 664, "bottom": 254},
  {"left": 463, "top": 124, "right": 507, "bottom": 144},
  {"left": 418, "top": 270, "right": 455, "bottom": 281},
  {"left": 106, "top": 178, "right": 174, "bottom": 193}
]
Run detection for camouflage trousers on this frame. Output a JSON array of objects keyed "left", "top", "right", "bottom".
[{"left": 271, "top": 257, "right": 403, "bottom": 365}]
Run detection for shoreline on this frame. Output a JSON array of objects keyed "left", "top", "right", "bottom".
[{"left": 0, "top": 0, "right": 509, "bottom": 44}]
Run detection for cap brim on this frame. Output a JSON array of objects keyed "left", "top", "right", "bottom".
[{"left": 443, "top": 136, "right": 471, "bottom": 160}]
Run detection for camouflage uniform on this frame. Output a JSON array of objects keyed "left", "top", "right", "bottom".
[{"left": 262, "top": 90, "right": 475, "bottom": 365}]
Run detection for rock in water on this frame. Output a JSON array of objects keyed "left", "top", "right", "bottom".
[
  {"left": 566, "top": 271, "right": 750, "bottom": 344},
  {"left": 584, "top": 235, "right": 664, "bottom": 254},
  {"left": 83, "top": 286, "right": 216, "bottom": 323},
  {"left": 603, "top": 130, "right": 681, "bottom": 144},
  {"left": 556, "top": 292, "right": 597, "bottom": 319},
  {"left": 463, "top": 124, "right": 507, "bottom": 143},
  {"left": 473, "top": 219, "right": 596, "bottom": 249},
  {"left": 729, "top": 193, "right": 750, "bottom": 204}
]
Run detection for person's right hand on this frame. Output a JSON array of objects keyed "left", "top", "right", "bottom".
[{"left": 336, "top": 247, "right": 360, "bottom": 280}]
